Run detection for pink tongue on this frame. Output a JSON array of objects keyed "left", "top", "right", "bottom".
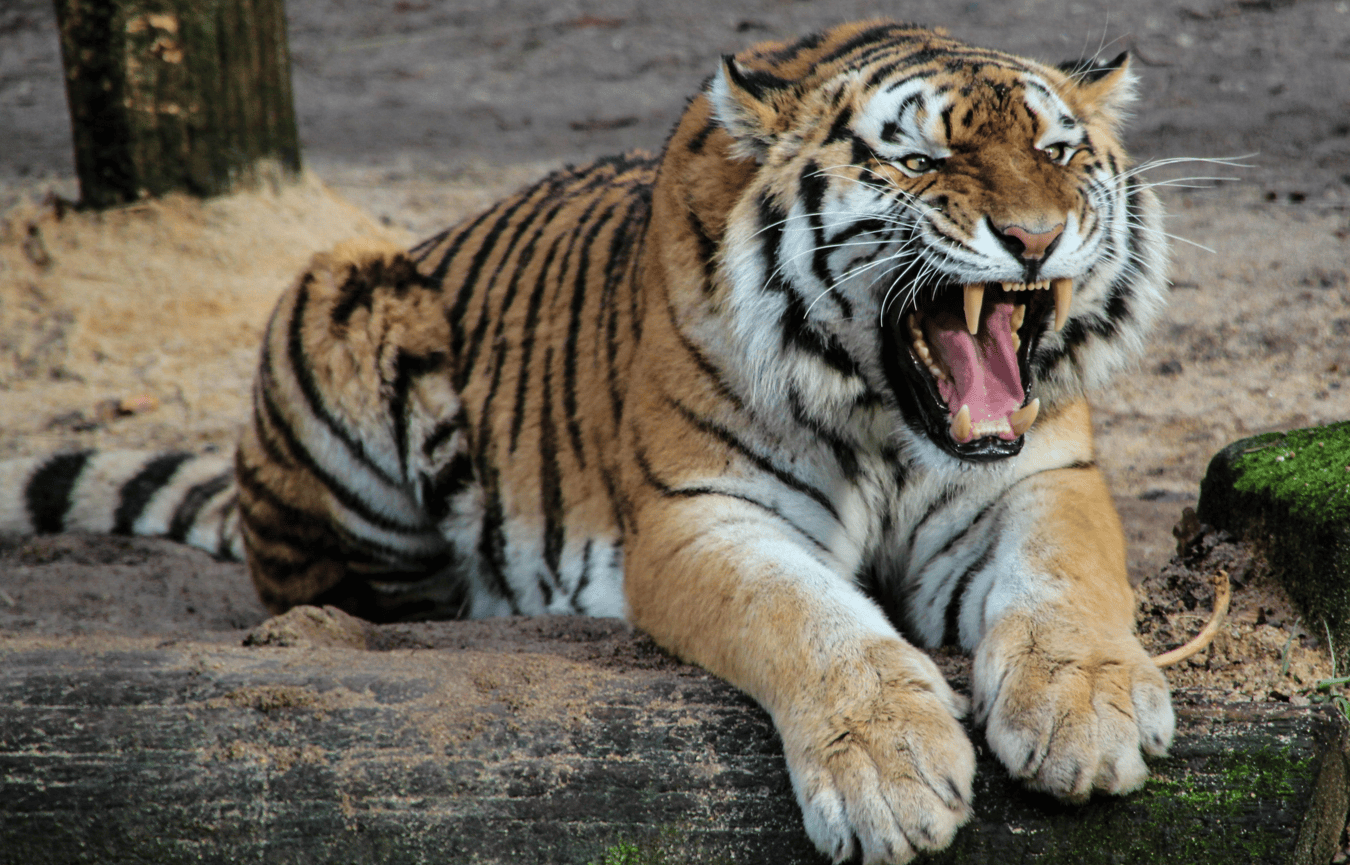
[{"left": 929, "top": 301, "right": 1024, "bottom": 441}]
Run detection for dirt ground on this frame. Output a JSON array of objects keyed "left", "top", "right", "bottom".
[{"left": 1, "top": 0, "right": 1350, "bottom": 791}]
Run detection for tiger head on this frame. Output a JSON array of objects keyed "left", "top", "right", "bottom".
[{"left": 661, "top": 21, "right": 1168, "bottom": 464}]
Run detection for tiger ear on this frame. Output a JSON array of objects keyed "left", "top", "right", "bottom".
[
  {"left": 1058, "top": 50, "right": 1137, "bottom": 128},
  {"left": 707, "top": 56, "right": 792, "bottom": 158}
]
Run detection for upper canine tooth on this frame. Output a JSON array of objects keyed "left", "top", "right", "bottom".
[
  {"left": 1010, "top": 398, "right": 1040, "bottom": 437},
  {"left": 964, "top": 283, "right": 984, "bottom": 335},
  {"left": 1052, "top": 278, "right": 1074, "bottom": 331}
]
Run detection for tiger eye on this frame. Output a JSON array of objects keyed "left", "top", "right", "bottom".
[{"left": 899, "top": 153, "right": 941, "bottom": 173}]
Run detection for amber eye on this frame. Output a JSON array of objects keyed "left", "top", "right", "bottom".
[
  {"left": 897, "top": 153, "right": 942, "bottom": 174},
  {"left": 1043, "top": 143, "right": 1076, "bottom": 164}
]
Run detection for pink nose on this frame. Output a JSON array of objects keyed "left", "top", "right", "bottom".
[{"left": 994, "top": 223, "right": 1064, "bottom": 260}]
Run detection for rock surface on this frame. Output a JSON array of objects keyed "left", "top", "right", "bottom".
[{"left": 1, "top": 612, "right": 1347, "bottom": 865}]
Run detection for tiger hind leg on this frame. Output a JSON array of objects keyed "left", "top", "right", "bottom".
[{"left": 237, "top": 239, "right": 477, "bottom": 621}]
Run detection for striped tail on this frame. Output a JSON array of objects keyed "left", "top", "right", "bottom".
[{"left": 0, "top": 450, "right": 243, "bottom": 560}]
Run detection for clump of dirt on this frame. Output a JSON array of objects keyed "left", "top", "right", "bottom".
[{"left": 1136, "top": 514, "right": 1340, "bottom": 707}]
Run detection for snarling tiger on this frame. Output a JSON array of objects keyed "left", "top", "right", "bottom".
[{"left": 1, "top": 21, "right": 1175, "bottom": 863}]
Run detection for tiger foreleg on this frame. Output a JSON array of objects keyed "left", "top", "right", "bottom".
[
  {"left": 626, "top": 498, "right": 974, "bottom": 865},
  {"left": 970, "top": 461, "right": 1174, "bottom": 802}
]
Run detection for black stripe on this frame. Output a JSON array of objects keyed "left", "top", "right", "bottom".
[
  {"left": 217, "top": 492, "right": 237, "bottom": 555},
  {"left": 563, "top": 201, "right": 620, "bottom": 468},
  {"left": 234, "top": 460, "right": 340, "bottom": 551},
  {"left": 422, "top": 417, "right": 459, "bottom": 459},
  {"left": 458, "top": 189, "right": 572, "bottom": 391},
  {"left": 258, "top": 367, "right": 427, "bottom": 535},
  {"left": 667, "top": 397, "right": 840, "bottom": 522},
  {"left": 602, "top": 193, "right": 651, "bottom": 427},
  {"left": 447, "top": 176, "right": 565, "bottom": 365},
  {"left": 422, "top": 452, "right": 473, "bottom": 523},
  {"left": 787, "top": 386, "right": 859, "bottom": 482},
  {"left": 904, "top": 485, "right": 961, "bottom": 557},
  {"left": 24, "top": 450, "right": 93, "bottom": 533},
  {"left": 539, "top": 346, "right": 565, "bottom": 580},
  {"left": 828, "top": 217, "right": 890, "bottom": 247},
  {"left": 167, "top": 471, "right": 234, "bottom": 545},
  {"left": 509, "top": 230, "right": 568, "bottom": 452},
  {"left": 686, "top": 118, "right": 717, "bottom": 154},
  {"left": 429, "top": 208, "right": 495, "bottom": 289},
  {"left": 663, "top": 292, "right": 743, "bottom": 411},
  {"left": 390, "top": 351, "right": 449, "bottom": 476},
  {"left": 473, "top": 341, "right": 520, "bottom": 611},
  {"left": 823, "top": 106, "right": 854, "bottom": 144},
  {"left": 686, "top": 205, "right": 718, "bottom": 293},
  {"left": 287, "top": 281, "right": 401, "bottom": 488},
  {"left": 763, "top": 30, "right": 824, "bottom": 64},
  {"left": 942, "top": 512, "right": 1003, "bottom": 646},
  {"left": 632, "top": 439, "right": 830, "bottom": 554},
  {"left": 799, "top": 160, "right": 852, "bottom": 321},
  {"left": 113, "top": 453, "right": 194, "bottom": 535},
  {"left": 722, "top": 56, "right": 791, "bottom": 101},
  {"left": 574, "top": 538, "right": 594, "bottom": 609},
  {"left": 814, "top": 23, "right": 913, "bottom": 69},
  {"left": 781, "top": 290, "right": 861, "bottom": 378},
  {"left": 331, "top": 253, "right": 425, "bottom": 329}
]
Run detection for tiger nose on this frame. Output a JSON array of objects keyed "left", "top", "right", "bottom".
[{"left": 992, "top": 222, "right": 1064, "bottom": 261}]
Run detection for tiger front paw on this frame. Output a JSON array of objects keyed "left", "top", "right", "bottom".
[
  {"left": 974, "top": 613, "right": 1174, "bottom": 802},
  {"left": 782, "top": 642, "right": 975, "bottom": 864}
]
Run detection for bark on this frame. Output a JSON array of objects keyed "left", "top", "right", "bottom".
[
  {"left": 53, "top": 0, "right": 300, "bottom": 208},
  {"left": 1, "top": 609, "right": 1345, "bottom": 865}
]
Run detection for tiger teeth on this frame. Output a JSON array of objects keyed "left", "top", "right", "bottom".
[
  {"left": 1052, "top": 278, "right": 1074, "bottom": 331},
  {"left": 950, "top": 404, "right": 972, "bottom": 442},
  {"left": 1010, "top": 303, "right": 1026, "bottom": 331},
  {"left": 907, "top": 314, "right": 948, "bottom": 381},
  {"left": 963, "top": 283, "right": 984, "bottom": 336},
  {"left": 999, "top": 280, "right": 1050, "bottom": 292},
  {"left": 1010, "top": 398, "right": 1040, "bottom": 437}
]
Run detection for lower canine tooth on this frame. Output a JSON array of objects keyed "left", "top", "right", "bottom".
[
  {"left": 951, "top": 404, "right": 972, "bottom": 441},
  {"left": 1052, "top": 278, "right": 1073, "bottom": 331},
  {"left": 964, "top": 283, "right": 984, "bottom": 335},
  {"left": 1010, "top": 398, "right": 1041, "bottom": 437}
]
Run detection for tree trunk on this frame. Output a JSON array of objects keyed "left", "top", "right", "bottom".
[
  {"left": 1, "top": 609, "right": 1345, "bottom": 865},
  {"left": 53, "top": 0, "right": 300, "bottom": 208}
]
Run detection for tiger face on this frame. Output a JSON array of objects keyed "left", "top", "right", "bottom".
[{"left": 706, "top": 26, "right": 1165, "bottom": 463}]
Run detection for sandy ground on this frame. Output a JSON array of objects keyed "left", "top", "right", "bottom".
[{"left": 1, "top": 0, "right": 1349, "bottom": 775}]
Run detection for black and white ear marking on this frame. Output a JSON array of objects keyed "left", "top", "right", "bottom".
[
  {"left": 707, "top": 55, "right": 792, "bottom": 158},
  {"left": 1057, "top": 50, "right": 1137, "bottom": 129}
]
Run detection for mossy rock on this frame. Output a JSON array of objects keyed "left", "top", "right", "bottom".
[{"left": 1198, "top": 420, "right": 1350, "bottom": 670}]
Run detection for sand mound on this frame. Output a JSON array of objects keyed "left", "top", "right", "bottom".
[{"left": 0, "top": 174, "right": 411, "bottom": 457}]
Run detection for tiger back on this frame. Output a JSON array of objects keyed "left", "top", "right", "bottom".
[{"left": 3, "top": 21, "right": 1175, "bottom": 864}]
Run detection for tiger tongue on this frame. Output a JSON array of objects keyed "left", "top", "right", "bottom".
[{"left": 928, "top": 300, "right": 1024, "bottom": 442}]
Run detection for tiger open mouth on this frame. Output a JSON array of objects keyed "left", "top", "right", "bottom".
[{"left": 881, "top": 278, "right": 1072, "bottom": 461}]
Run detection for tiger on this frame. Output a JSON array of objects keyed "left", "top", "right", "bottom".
[{"left": 1, "top": 21, "right": 1176, "bottom": 863}]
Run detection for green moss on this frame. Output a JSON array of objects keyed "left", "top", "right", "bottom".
[
  {"left": 588, "top": 840, "right": 664, "bottom": 865},
  {"left": 1199, "top": 421, "right": 1350, "bottom": 671},
  {"left": 1229, "top": 421, "right": 1350, "bottom": 528},
  {"left": 932, "top": 743, "right": 1316, "bottom": 864},
  {"left": 584, "top": 828, "right": 735, "bottom": 865}
]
